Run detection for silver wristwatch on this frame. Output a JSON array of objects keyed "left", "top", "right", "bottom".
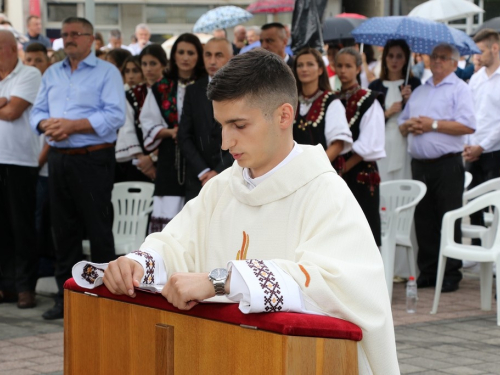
[
  {"left": 431, "top": 120, "right": 439, "bottom": 132},
  {"left": 208, "top": 268, "right": 228, "bottom": 296}
]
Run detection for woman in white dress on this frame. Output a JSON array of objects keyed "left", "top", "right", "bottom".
[{"left": 369, "top": 40, "right": 421, "bottom": 182}]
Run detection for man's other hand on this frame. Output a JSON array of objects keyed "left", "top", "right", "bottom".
[
  {"left": 103, "top": 257, "right": 145, "bottom": 298},
  {"left": 162, "top": 272, "right": 215, "bottom": 310}
]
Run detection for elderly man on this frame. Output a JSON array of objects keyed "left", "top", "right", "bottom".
[
  {"left": 30, "top": 17, "right": 126, "bottom": 319},
  {"left": 260, "top": 22, "right": 294, "bottom": 69},
  {"left": 0, "top": 30, "right": 42, "bottom": 308},
  {"left": 107, "top": 29, "right": 128, "bottom": 50},
  {"left": 399, "top": 43, "right": 476, "bottom": 293},
  {"left": 23, "top": 15, "right": 51, "bottom": 51},
  {"left": 464, "top": 30, "right": 500, "bottom": 245},
  {"left": 177, "top": 38, "right": 234, "bottom": 202},
  {"left": 128, "top": 23, "right": 151, "bottom": 55},
  {"left": 232, "top": 25, "right": 246, "bottom": 54},
  {"left": 239, "top": 26, "right": 260, "bottom": 54}
]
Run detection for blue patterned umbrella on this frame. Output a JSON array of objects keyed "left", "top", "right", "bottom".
[
  {"left": 193, "top": 6, "right": 253, "bottom": 33},
  {"left": 352, "top": 16, "right": 480, "bottom": 56}
]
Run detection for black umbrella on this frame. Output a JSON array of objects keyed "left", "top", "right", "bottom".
[
  {"left": 291, "top": 0, "right": 328, "bottom": 53},
  {"left": 322, "top": 17, "right": 366, "bottom": 42},
  {"left": 472, "top": 16, "right": 500, "bottom": 35}
]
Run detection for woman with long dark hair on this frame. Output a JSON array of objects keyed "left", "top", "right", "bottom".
[
  {"left": 333, "top": 47, "right": 385, "bottom": 246},
  {"left": 140, "top": 34, "right": 206, "bottom": 232},
  {"left": 292, "top": 47, "right": 351, "bottom": 164},
  {"left": 369, "top": 40, "right": 421, "bottom": 182}
]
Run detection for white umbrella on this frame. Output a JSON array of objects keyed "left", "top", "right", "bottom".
[
  {"left": 408, "top": 0, "right": 484, "bottom": 23},
  {"left": 161, "top": 33, "right": 213, "bottom": 59}
]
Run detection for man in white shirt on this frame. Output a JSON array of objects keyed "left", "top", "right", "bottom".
[
  {"left": 464, "top": 29, "right": 500, "bottom": 241},
  {"left": 128, "top": 23, "right": 151, "bottom": 56},
  {"left": 0, "top": 30, "right": 42, "bottom": 309},
  {"left": 99, "top": 49, "right": 399, "bottom": 374},
  {"left": 106, "top": 29, "right": 129, "bottom": 51}
]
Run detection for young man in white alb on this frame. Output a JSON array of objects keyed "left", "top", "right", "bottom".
[{"left": 89, "top": 49, "right": 399, "bottom": 374}]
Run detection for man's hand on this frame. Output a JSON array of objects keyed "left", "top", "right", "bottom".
[
  {"left": 162, "top": 272, "right": 215, "bottom": 310},
  {"left": 199, "top": 170, "right": 217, "bottom": 186},
  {"left": 400, "top": 118, "right": 417, "bottom": 137},
  {"left": 103, "top": 257, "right": 145, "bottom": 298},
  {"left": 413, "top": 116, "right": 434, "bottom": 134},
  {"left": 0, "top": 97, "right": 7, "bottom": 108},
  {"left": 463, "top": 145, "right": 483, "bottom": 162},
  {"left": 44, "top": 118, "right": 75, "bottom": 142}
]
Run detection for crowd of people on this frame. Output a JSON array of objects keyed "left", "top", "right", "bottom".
[{"left": 0, "top": 13, "right": 498, "bottom": 352}]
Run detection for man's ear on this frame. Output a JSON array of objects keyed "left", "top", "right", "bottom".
[{"left": 277, "top": 103, "right": 294, "bottom": 130}]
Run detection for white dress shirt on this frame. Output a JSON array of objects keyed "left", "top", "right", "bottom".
[{"left": 468, "top": 65, "right": 500, "bottom": 153}]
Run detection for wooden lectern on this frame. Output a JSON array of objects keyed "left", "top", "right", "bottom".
[{"left": 64, "top": 279, "right": 362, "bottom": 374}]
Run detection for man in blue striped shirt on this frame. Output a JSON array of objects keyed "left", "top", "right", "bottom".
[{"left": 31, "top": 17, "right": 126, "bottom": 320}]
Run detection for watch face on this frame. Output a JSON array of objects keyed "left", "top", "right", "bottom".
[{"left": 210, "top": 268, "right": 228, "bottom": 281}]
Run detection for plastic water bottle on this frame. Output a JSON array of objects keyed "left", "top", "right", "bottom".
[
  {"left": 406, "top": 276, "right": 417, "bottom": 313},
  {"left": 380, "top": 207, "right": 388, "bottom": 237}
]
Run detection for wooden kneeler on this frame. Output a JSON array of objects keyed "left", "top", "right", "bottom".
[{"left": 64, "top": 278, "right": 361, "bottom": 374}]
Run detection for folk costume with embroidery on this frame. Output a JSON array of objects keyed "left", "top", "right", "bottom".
[
  {"left": 334, "top": 85, "right": 385, "bottom": 246},
  {"left": 293, "top": 90, "right": 352, "bottom": 161},
  {"left": 124, "top": 144, "right": 398, "bottom": 374},
  {"left": 140, "top": 77, "right": 194, "bottom": 232}
]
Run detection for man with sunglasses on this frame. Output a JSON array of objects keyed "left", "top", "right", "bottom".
[
  {"left": 30, "top": 17, "right": 126, "bottom": 320},
  {"left": 399, "top": 43, "right": 476, "bottom": 293}
]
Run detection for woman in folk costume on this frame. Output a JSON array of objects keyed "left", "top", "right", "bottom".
[
  {"left": 115, "top": 52, "right": 163, "bottom": 182},
  {"left": 333, "top": 47, "right": 386, "bottom": 246},
  {"left": 292, "top": 47, "right": 352, "bottom": 164},
  {"left": 140, "top": 34, "right": 206, "bottom": 233},
  {"left": 369, "top": 40, "right": 421, "bottom": 182}
]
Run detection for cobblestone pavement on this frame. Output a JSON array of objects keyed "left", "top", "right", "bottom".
[{"left": 0, "top": 272, "right": 498, "bottom": 375}]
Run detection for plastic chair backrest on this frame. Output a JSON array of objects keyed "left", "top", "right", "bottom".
[
  {"left": 380, "top": 180, "right": 427, "bottom": 239},
  {"left": 463, "top": 177, "right": 500, "bottom": 201},
  {"left": 464, "top": 171, "right": 472, "bottom": 189},
  {"left": 111, "top": 182, "right": 154, "bottom": 240}
]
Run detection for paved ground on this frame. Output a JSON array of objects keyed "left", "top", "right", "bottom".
[{"left": 0, "top": 271, "right": 498, "bottom": 375}]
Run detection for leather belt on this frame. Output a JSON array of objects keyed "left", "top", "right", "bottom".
[
  {"left": 414, "top": 152, "right": 461, "bottom": 164},
  {"left": 53, "top": 143, "right": 114, "bottom": 155}
]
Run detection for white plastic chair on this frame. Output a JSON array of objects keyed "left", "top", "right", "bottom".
[
  {"left": 464, "top": 171, "right": 473, "bottom": 189},
  {"left": 380, "top": 180, "right": 427, "bottom": 300},
  {"left": 461, "top": 177, "right": 500, "bottom": 245},
  {"left": 431, "top": 190, "right": 500, "bottom": 326},
  {"left": 83, "top": 182, "right": 154, "bottom": 256}
]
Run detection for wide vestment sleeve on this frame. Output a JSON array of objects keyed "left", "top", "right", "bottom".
[
  {"left": 116, "top": 100, "right": 142, "bottom": 162},
  {"left": 139, "top": 88, "right": 168, "bottom": 151},
  {"left": 353, "top": 100, "right": 386, "bottom": 161}
]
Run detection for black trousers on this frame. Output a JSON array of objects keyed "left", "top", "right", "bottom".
[
  {"left": 49, "top": 148, "right": 116, "bottom": 300},
  {"left": 411, "top": 155, "right": 464, "bottom": 283},
  {"left": 466, "top": 150, "right": 500, "bottom": 244},
  {"left": 0, "top": 163, "right": 38, "bottom": 293}
]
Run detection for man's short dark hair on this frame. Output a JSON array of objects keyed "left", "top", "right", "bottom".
[
  {"left": 109, "top": 29, "right": 121, "bottom": 39},
  {"left": 26, "top": 42, "right": 48, "bottom": 56},
  {"left": 474, "top": 28, "right": 500, "bottom": 46},
  {"left": 207, "top": 48, "right": 297, "bottom": 117},
  {"left": 62, "top": 17, "right": 94, "bottom": 34},
  {"left": 261, "top": 22, "right": 287, "bottom": 40}
]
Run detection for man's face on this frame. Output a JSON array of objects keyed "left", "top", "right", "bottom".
[
  {"left": 234, "top": 27, "right": 246, "bottom": 42},
  {"left": 25, "top": 51, "right": 50, "bottom": 74},
  {"left": 430, "top": 47, "right": 458, "bottom": 78},
  {"left": 28, "top": 18, "right": 42, "bottom": 36},
  {"left": 136, "top": 29, "right": 150, "bottom": 45},
  {"left": 204, "top": 41, "right": 232, "bottom": 77},
  {"left": 62, "top": 22, "right": 94, "bottom": 60},
  {"left": 212, "top": 29, "right": 226, "bottom": 39},
  {"left": 109, "top": 36, "right": 122, "bottom": 49},
  {"left": 214, "top": 97, "right": 285, "bottom": 178},
  {"left": 0, "top": 35, "right": 17, "bottom": 70},
  {"left": 475, "top": 41, "right": 498, "bottom": 68},
  {"left": 246, "top": 30, "right": 258, "bottom": 44},
  {"left": 260, "top": 28, "right": 287, "bottom": 58}
]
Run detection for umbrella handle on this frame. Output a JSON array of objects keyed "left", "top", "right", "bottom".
[
  {"left": 359, "top": 43, "right": 364, "bottom": 55},
  {"left": 405, "top": 55, "right": 412, "bottom": 86}
]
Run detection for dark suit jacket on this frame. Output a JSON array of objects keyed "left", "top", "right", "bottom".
[
  {"left": 286, "top": 54, "right": 295, "bottom": 70},
  {"left": 178, "top": 76, "right": 233, "bottom": 201}
]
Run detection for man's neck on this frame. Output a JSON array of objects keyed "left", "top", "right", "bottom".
[
  {"left": 28, "top": 31, "right": 38, "bottom": 38},
  {"left": 0, "top": 59, "right": 17, "bottom": 80},
  {"left": 68, "top": 51, "right": 91, "bottom": 72},
  {"left": 280, "top": 51, "right": 287, "bottom": 59},
  {"left": 485, "top": 60, "right": 500, "bottom": 77},
  {"left": 432, "top": 72, "right": 451, "bottom": 86},
  {"left": 249, "top": 140, "right": 294, "bottom": 179}
]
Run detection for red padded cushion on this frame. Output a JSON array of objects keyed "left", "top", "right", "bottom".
[{"left": 64, "top": 278, "right": 362, "bottom": 341}]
